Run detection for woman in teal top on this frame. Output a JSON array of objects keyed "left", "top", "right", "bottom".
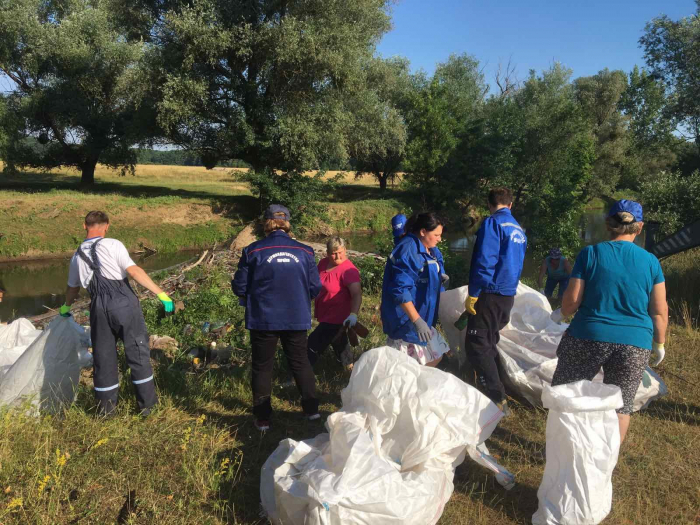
[
  {"left": 537, "top": 248, "right": 572, "bottom": 299},
  {"left": 550, "top": 200, "right": 668, "bottom": 444}
]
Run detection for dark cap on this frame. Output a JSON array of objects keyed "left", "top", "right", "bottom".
[
  {"left": 608, "top": 199, "right": 643, "bottom": 224},
  {"left": 264, "top": 204, "right": 291, "bottom": 221},
  {"left": 548, "top": 247, "right": 562, "bottom": 259}
]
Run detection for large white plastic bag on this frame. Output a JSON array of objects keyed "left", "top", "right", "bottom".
[
  {"left": 0, "top": 316, "right": 90, "bottom": 413},
  {"left": 532, "top": 380, "right": 623, "bottom": 525},
  {"left": 439, "top": 283, "right": 667, "bottom": 411},
  {"left": 0, "top": 318, "right": 43, "bottom": 376},
  {"left": 261, "top": 347, "right": 513, "bottom": 525}
]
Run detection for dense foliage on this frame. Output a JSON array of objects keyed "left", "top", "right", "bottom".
[{"left": 0, "top": 0, "right": 162, "bottom": 184}]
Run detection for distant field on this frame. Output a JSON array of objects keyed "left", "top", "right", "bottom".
[{"left": 0, "top": 164, "right": 405, "bottom": 259}]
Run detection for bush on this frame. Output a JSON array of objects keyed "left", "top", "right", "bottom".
[
  {"left": 236, "top": 169, "right": 342, "bottom": 233},
  {"left": 353, "top": 257, "right": 386, "bottom": 295},
  {"left": 639, "top": 169, "right": 700, "bottom": 237}
]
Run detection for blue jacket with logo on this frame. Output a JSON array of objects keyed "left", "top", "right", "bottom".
[
  {"left": 232, "top": 231, "right": 322, "bottom": 330},
  {"left": 468, "top": 208, "right": 527, "bottom": 297},
  {"left": 381, "top": 233, "right": 445, "bottom": 344}
]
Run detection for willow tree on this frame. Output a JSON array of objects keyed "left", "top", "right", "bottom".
[
  {"left": 155, "top": 0, "right": 393, "bottom": 174},
  {"left": 0, "top": 0, "right": 160, "bottom": 184}
]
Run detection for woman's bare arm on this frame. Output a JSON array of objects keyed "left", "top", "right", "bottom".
[
  {"left": 561, "top": 277, "right": 585, "bottom": 317},
  {"left": 648, "top": 282, "right": 668, "bottom": 344}
]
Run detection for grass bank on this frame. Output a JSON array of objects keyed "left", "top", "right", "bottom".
[
  {"left": 1, "top": 255, "right": 698, "bottom": 524},
  {"left": 0, "top": 165, "right": 408, "bottom": 260}
]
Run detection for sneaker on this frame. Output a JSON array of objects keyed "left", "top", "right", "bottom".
[
  {"left": 307, "top": 413, "right": 321, "bottom": 421},
  {"left": 496, "top": 400, "right": 511, "bottom": 417},
  {"left": 254, "top": 419, "right": 271, "bottom": 431}
]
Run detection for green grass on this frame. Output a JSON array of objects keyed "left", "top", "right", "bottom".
[
  {"left": 1, "top": 257, "right": 699, "bottom": 524},
  {"left": 0, "top": 165, "right": 411, "bottom": 259}
]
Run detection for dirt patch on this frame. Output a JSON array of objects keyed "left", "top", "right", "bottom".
[
  {"left": 229, "top": 223, "right": 258, "bottom": 251},
  {"left": 159, "top": 204, "right": 220, "bottom": 226}
]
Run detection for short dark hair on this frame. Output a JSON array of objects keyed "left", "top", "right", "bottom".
[
  {"left": 406, "top": 212, "right": 444, "bottom": 235},
  {"left": 84, "top": 211, "right": 109, "bottom": 227},
  {"left": 488, "top": 187, "right": 513, "bottom": 207}
]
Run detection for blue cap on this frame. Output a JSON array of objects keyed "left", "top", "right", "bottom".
[
  {"left": 607, "top": 199, "right": 643, "bottom": 223},
  {"left": 264, "top": 204, "right": 291, "bottom": 221},
  {"left": 391, "top": 214, "right": 407, "bottom": 239}
]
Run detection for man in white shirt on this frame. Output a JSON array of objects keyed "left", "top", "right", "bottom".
[{"left": 60, "top": 211, "right": 174, "bottom": 416}]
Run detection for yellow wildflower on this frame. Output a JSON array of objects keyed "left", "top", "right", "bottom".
[
  {"left": 6, "top": 497, "right": 23, "bottom": 510},
  {"left": 37, "top": 475, "right": 51, "bottom": 495},
  {"left": 92, "top": 438, "right": 109, "bottom": 450}
]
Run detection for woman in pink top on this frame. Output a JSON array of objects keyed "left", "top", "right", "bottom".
[{"left": 308, "top": 237, "right": 362, "bottom": 370}]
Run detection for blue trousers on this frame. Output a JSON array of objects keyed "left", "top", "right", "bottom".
[{"left": 545, "top": 276, "right": 570, "bottom": 299}]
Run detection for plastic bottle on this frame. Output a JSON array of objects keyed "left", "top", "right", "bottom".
[{"left": 202, "top": 321, "right": 211, "bottom": 334}]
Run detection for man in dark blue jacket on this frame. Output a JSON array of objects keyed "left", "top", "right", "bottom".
[
  {"left": 232, "top": 205, "right": 322, "bottom": 431},
  {"left": 465, "top": 188, "right": 527, "bottom": 413}
]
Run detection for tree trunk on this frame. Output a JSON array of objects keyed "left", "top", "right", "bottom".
[{"left": 80, "top": 159, "right": 98, "bottom": 185}]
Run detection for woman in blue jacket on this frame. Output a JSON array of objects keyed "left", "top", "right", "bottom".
[{"left": 381, "top": 212, "right": 450, "bottom": 366}]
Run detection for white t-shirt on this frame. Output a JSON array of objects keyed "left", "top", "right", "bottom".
[{"left": 67, "top": 238, "right": 137, "bottom": 289}]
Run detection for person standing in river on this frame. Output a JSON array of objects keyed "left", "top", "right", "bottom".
[
  {"left": 232, "top": 204, "right": 322, "bottom": 431},
  {"left": 464, "top": 188, "right": 527, "bottom": 415},
  {"left": 60, "top": 211, "right": 174, "bottom": 416},
  {"left": 537, "top": 248, "right": 572, "bottom": 300}
]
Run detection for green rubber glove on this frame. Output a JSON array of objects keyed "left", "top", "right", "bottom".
[
  {"left": 59, "top": 304, "right": 71, "bottom": 317},
  {"left": 157, "top": 292, "right": 174, "bottom": 313}
]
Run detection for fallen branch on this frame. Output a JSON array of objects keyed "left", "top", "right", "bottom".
[{"left": 182, "top": 250, "right": 209, "bottom": 272}]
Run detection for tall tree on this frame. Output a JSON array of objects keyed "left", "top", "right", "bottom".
[
  {"left": 573, "top": 69, "right": 631, "bottom": 198},
  {"left": 641, "top": 2, "right": 700, "bottom": 155},
  {"left": 0, "top": 0, "right": 161, "bottom": 184},
  {"left": 155, "top": 0, "right": 393, "bottom": 174},
  {"left": 402, "top": 53, "right": 488, "bottom": 209},
  {"left": 618, "top": 65, "right": 677, "bottom": 187},
  {"left": 350, "top": 57, "right": 411, "bottom": 191}
]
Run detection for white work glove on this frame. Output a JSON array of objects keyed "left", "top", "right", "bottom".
[
  {"left": 550, "top": 308, "right": 564, "bottom": 324},
  {"left": 650, "top": 342, "right": 665, "bottom": 367},
  {"left": 343, "top": 313, "right": 358, "bottom": 327},
  {"left": 413, "top": 317, "right": 432, "bottom": 343},
  {"left": 440, "top": 273, "right": 449, "bottom": 288},
  {"left": 539, "top": 288, "right": 545, "bottom": 295}
]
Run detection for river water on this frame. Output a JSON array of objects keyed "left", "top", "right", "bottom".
[{"left": 0, "top": 251, "right": 197, "bottom": 321}]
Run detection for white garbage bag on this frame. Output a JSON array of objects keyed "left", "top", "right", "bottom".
[
  {"left": 532, "top": 380, "right": 623, "bottom": 525},
  {"left": 439, "top": 283, "right": 667, "bottom": 412},
  {"left": 0, "top": 318, "right": 43, "bottom": 376},
  {"left": 0, "top": 316, "right": 91, "bottom": 413},
  {"left": 261, "top": 347, "right": 513, "bottom": 525}
]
